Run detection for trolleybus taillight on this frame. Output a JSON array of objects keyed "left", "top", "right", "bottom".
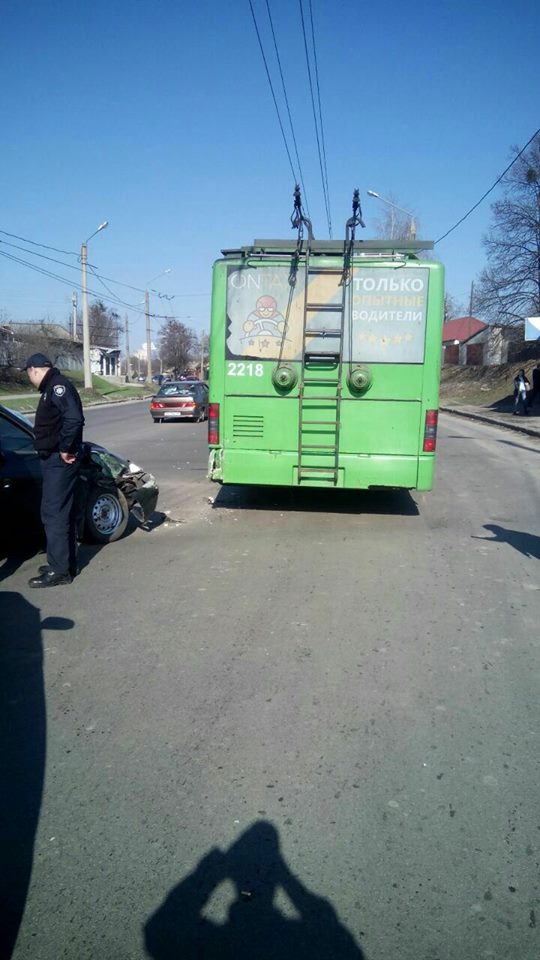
[
  {"left": 423, "top": 409, "right": 438, "bottom": 452},
  {"left": 208, "top": 403, "right": 220, "bottom": 445}
]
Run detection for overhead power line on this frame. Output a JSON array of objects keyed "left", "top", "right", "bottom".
[
  {"left": 0, "top": 248, "right": 142, "bottom": 311},
  {"left": 307, "top": 0, "right": 331, "bottom": 232},
  {"left": 248, "top": 0, "right": 299, "bottom": 185},
  {"left": 264, "top": 0, "right": 310, "bottom": 215},
  {"left": 0, "top": 228, "right": 78, "bottom": 257},
  {"left": 298, "top": 0, "right": 332, "bottom": 237},
  {"left": 0, "top": 232, "right": 207, "bottom": 302},
  {"left": 0, "top": 247, "right": 200, "bottom": 323},
  {"left": 435, "top": 126, "right": 540, "bottom": 245}
]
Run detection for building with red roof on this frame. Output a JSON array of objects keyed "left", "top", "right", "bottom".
[{"left": 442, "top": 316, "right": 523, "bottom": 365}]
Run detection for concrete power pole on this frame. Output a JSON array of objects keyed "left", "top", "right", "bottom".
[
  {"left": 81, "top": 242, "right": 92, "bottom": 388},
  {"left": 145, "top": 290, "right": 152, "bottom": 382},
  {"left": 72, "top": 292, "right": 78, "bottom": 340},
  {"left": 469, "top": 281, "right": 475, "bottom": 317},
  {"left": 200, "top": 330, "right": 204, "bottom": 379},
  {"left": 124, "top": 313, "right": 130, "bottom": 382}
]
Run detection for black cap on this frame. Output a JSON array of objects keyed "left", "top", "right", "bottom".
[{"left": 23, "top": 353, "right": 53, "bottom": 370}]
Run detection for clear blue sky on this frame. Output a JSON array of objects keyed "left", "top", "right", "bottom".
[{"left": 1, "top": 0, "right": 539, "bottom": 349}]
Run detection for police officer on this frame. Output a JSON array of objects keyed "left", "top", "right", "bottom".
[{"left": 24, "top": 353, "right": 85, "bottom": 587}]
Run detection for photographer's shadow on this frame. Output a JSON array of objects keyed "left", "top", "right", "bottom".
[{"left": 144, "top": 820, "right": 365, "bottom": 960}]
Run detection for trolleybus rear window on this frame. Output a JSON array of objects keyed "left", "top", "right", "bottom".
[{"left": 226, "top": 265, "right": 429, "bottom": 364}]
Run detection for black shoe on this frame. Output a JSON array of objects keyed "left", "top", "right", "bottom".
[
  {"left": 29, "top": 570, "right": 73, "bottom": 588},
  {"left": 38, "top": 563, "right": 79, "bottom": 577}
]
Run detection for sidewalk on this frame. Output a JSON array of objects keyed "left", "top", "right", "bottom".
[
  {"left": 440, "top": 403, "right": 540, "bottom": 439},
  {"left": 0, "top": 391, "right": 152, "bottom": 409}
]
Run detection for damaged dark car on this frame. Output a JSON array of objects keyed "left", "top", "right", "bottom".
[{"left": 0, "top": 403, "right": 159, "bottom": 544}]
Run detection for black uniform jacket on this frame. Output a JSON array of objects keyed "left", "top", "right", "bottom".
[{"left": 33, "top": 367, "right": 85, "bottom": 456}]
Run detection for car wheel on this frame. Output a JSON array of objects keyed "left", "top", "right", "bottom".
[
  {"left": 153, "top": 417, "right": 163, "bottom": 423},
  {"left": 84, "top": 487, "right": 129, "bottom": 543}
]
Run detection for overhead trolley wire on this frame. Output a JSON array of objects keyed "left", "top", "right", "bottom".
[
  {"left": 307, "top": 0, "right": 331, "bottom": 233},
  {"left": 248, "top": 0, "right": 299, "bottom": 185},
  {"left": 435, "top": 126, "right": 540, "bottom": 245},
  {"left": 264, "top": 0, "right": 310, "bottom": 216},
  {"left": 298, "top": 0, "right": 332, "bottom": 238}
]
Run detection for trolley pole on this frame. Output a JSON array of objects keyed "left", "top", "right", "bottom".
[
  {"left": 124, "top": 313, "right": 130, "bottom": 382},
  {"left": 145, "top": 289, "right": 152, "bottom": 382}
]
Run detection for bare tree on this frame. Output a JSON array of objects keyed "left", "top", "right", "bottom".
[
  {"left": 475, "top": 134, "right": 540, "bottom": 324},
  {"left": 76, "top": 300, "right": 122, "bottom": 347},
  {"left": 370, "top": 193, "right": 418, "bottom": 241},
  {"left": 444, "top": 293, "right": 466, "bottom": 322},
  {"left": 158, "top": 319, "right": 197, "bottom": 375}
]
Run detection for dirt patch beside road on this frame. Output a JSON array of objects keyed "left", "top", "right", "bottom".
[{"left": 440, "top": 361, "right": 537, "bottom": 407}]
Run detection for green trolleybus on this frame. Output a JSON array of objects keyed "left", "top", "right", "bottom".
[{"left": 208, "top": 193, "right": 444, "bottom": 492}]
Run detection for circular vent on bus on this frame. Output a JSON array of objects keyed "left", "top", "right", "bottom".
[
  {"left": 347, "top": 365, "right": 372, "bottom": 394},
  {"left": 272, "top": 365, "right": 297, "bottom": 392}
]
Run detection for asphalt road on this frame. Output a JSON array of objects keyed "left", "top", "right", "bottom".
[{"left": 1, "top": 402, "right": 539, "bottom": 960}]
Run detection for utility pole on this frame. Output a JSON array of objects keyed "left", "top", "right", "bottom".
[
  {"left": 72, "top": 292, "right": 78, "bottom": 340},
  {"left": 80, "top": 221, "right": 108, "bottom": 390},
  {"left": 124, "top": 313, "right": 130, "bottom": 382},
  {"left": 200, "top": 330, "right": 205, "bottom": 379},
  {"left": 145, "top": 290, "right": 152, "bottom": 382},
  {"left": 469, "top": 281, "right": 475, "bottom": 317},
  {"left": 81, "top": 242, "right": 92, "bottom": 388}
]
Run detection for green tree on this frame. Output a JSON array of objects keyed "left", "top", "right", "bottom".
[{"left": 476, "top": 135, "right": 540, "bottom": 323}]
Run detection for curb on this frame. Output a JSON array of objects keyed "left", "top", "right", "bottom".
[{"left": 440, "top": 406, "right": 540, "bottom": 440}]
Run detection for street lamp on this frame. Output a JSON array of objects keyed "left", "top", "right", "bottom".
[
  {"left": 81, "top": 221, "right": 108, "bottom": 389},
  {"left": 145, "top": 268, "right": 171, "bottom": 382},
  {"left": 366, "top": 191, "right": 416, "bottom": 241}
]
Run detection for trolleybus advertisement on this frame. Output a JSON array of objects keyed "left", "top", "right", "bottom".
[{"left": 226, "top": 265, "right": 429, "bottom": 364}]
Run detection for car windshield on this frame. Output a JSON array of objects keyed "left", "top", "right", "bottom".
[
  {"left": 157, "top": 384, "right": 196, "bottom": 397},
  {"left": 89, "top": 446, "right": 127, "bottom": 479},
  {"left": 2, "top": 406, "right": 34, "bottom": 431}
]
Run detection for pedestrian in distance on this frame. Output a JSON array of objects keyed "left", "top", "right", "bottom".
[
  {"left": 531, "top": 361, "right": 540, "bottom": 408},
  {"left": 513, "top": 368, "right": 530, "bottom": 416},
  {"left": 23, "top": 353, "right": 85, "bottom": 587}
]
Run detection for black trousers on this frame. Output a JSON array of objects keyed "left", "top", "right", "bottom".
[{"left": 40, "top": 454, "right": 80, "bottom": 575}]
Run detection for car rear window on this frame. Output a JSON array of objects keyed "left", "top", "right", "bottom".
[{"left": 157, "top": 384, "right": 196, "bottom": 397}]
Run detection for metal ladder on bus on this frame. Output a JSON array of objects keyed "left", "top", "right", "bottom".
[
  {"left": 297, "top": 255, "right": 345, "bottom": 485},
  {"left": 297, "top": 190, "right": 365, "bottom": 486}
]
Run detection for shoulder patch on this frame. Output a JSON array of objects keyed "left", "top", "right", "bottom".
[{"left": 54, "top": 384, "right": 66, "bottom": 397}]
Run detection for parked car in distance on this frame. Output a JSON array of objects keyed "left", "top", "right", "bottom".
[
  {"left": 150, "top": 380, "right": 208, "bottom": 423},
  {"left": 0, "top": 403, "right": 159, "bottom": 544}
]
